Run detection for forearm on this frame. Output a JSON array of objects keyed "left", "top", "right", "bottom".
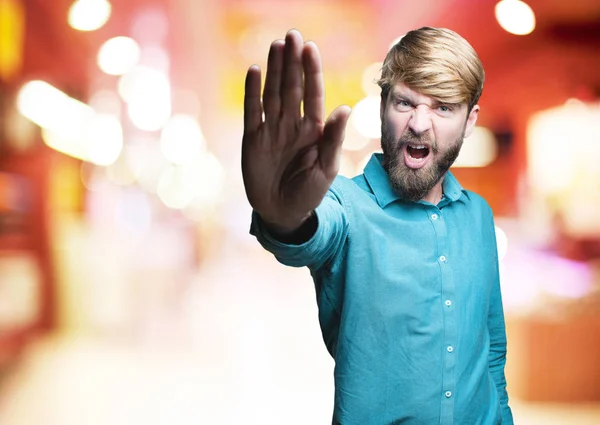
[
  {"left": 485, "top": 211, "right": 513, "bottom": 423},
  {"left": 250, "top": 189, "right": 348, "bottom": 270},
  {"left": 489, "top": 340, "right": 513, "bottom": 424},
  {"left": 488, "top": 286, "right": 513, "bottom": 423}
]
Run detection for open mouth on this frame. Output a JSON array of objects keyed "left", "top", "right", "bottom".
[
  {"left": 407, "top": 144, "right": 430, "bottom": 159},
  {"left": 403, "top": 143, "right": 431, "bottom": 169}
]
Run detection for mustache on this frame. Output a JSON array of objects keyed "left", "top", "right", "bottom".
[{"left": 398, "top": 130, "right": 438, "bottom": 153}]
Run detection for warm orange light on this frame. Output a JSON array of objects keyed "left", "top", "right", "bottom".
[{"left": 0, "top": 0, "right": 25, "bottom": 81}]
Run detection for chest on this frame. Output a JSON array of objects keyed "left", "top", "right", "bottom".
[{"left": 344, "top": 201, "right": 496, "bottom": 323}]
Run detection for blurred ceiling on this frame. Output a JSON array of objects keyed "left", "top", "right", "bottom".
[{"left": 16, "top": 0, "right": 600, "bottom": 86}]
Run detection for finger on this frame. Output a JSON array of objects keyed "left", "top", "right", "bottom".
[
  {"left": 244, "top": 65, "right": 263, "bottom": 135},
  {"left": 281, "top": 29, "right": 304, "bottom": 118},
  {"left": 320, "top": 105, "right": 352, "bottom": 178},
  {"left": 263, "top": 40, "right": 285, "bottom": 118},
  {"left": 302, "top": 41, "right": 324, "bottom": 123}
]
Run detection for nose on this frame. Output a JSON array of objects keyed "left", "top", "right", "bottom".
[{"left": 408, "top": 104, "right": 432, "bottom": 136}]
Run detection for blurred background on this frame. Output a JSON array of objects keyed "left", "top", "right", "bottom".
[{"left": 0, "top": 0, "right": 599, "bottom": 423}]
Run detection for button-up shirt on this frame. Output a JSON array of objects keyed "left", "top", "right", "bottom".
[{"left": 251, "top": 154, "right": 514, "bottom": 425}]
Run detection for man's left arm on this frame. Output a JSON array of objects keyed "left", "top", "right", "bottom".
[{"left": 488, "top": 216, "right": 514, "bottom": 424}]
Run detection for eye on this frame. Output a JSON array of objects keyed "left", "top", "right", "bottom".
[
  {"left": 437, "top": 104, "right": 452, "bottom": 113},
  {"left": 394, "top": 99, "right": 413, "bottom": 111}
]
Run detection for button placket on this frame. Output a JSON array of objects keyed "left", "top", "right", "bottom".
[{"left": 435, "top": 209, "right": 456, "bottom": 423}]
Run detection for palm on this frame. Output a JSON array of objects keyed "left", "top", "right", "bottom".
[{"left": 242, "top": 30, "right": 350, "bottom": 230}]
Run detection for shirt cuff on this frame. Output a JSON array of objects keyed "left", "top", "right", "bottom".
[{"left": 249, "top": 197, "right": 340, "bottom": 268}]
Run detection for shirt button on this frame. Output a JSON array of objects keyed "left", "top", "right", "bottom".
[
  {"left": 445, "top": 300, "right": 452, "bottom": 306},
  {"left": 447, "top": 346, "right": 454, "bottom": 353},
  {"left": 439, "top": 255, "right": 447, "bottom": 262},
  {"left": 431, "top": 213, "right": 438, "bottom": 220},
  {"left": 445, "top": 391, "right": 452, "bottom": 398}
]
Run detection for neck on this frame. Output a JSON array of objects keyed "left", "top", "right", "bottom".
[{"left": 421, "top": 179, "right": 444, "bottom": 205}]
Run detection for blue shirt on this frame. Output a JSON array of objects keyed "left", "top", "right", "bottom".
[{"left": 250, "top": 154, "right": 513, "bottom": 425}]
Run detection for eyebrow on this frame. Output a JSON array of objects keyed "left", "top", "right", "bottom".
[
  {"left": 390, "top": 91, "right": 414, "bottom": 102},
  {"left": 391, "top": 92, "right": 461, "bottom": 108}
]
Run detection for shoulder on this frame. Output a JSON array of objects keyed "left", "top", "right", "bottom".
[
  {"left": 460, "top": 190, "right": 497, "bottom": 234},
  {"left": 462, "top": 189, "right": 493, "bottom": 214},
  {"left": 327, "top": 174, "right": 367, "bottom": 202}
]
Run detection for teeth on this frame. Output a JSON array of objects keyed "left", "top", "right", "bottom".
[{"left": 408, "top": 144, "right": 427, "bottom": 149}]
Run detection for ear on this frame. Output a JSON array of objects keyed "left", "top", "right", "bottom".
[{"left": 464, "top": 105, "right": 479, "bottom": 138}]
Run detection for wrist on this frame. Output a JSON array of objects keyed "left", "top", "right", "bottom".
[
  {"left": 259, "top": 210, "right": 317, "bottom": 244},
  {"left": 259, "top": 211, "right": 313, "bottom": 234}
]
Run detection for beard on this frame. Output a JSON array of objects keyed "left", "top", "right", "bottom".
[{"left": 381, "top": 125, "right": 464, "bottom": 202}]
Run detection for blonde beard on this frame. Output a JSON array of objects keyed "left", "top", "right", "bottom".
[{"left": 381, "top": 127, "right": 464, "bottom": 202}]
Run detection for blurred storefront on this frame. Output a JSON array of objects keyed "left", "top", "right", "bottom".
[{"left": 0, "top": 0, "right": 600, "bottom": 423}]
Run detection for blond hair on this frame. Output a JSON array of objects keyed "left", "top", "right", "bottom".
[{"left": 378, "top": 27, "right": 485, "bottom": 111}]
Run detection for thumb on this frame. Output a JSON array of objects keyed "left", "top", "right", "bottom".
[{"left": 320, "top": 105, "right": 352, "bottom": 178}]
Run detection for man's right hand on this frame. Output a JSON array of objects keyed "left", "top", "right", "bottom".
[{"left": 242, "top": 29, "right": 351, "bottom": 236}]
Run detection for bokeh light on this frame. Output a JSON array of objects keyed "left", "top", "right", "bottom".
[
  {"left": 342, "top": 120, "right": 371, "bottom": 152},
  {"left": 118, "top": 66, "right": 172, "bottom": 131},
  {"left": 17, "top": 80, "right": 93, "bottom": 130},
  {"left": 495, "top": 0, "right": 536, "bottom": 35},
  {"left": 351, "top": 96, "right": 381, "bottom": 139},
  {"left": 160, "top": 114, "right": 205, "bottom": 165},
  {"left": 84, "top": 114, "right": 123, "bottom": 166},
  {"left": 97, "top": 37, "right": 141, "bottom": 76},
  {"left": 453, "top": 126, "right": 498, "bottom": 168},
  {"left": 68, "top": 0, "right": 111, "bottom": 32}
]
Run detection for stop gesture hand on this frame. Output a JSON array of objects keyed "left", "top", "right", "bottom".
[{"left": 242, "top": 30, "right": 351, "bottom": 235}]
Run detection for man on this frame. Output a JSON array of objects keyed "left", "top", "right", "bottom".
[{"left": 242, "top": 27, "right": 513, "bottom": 425}]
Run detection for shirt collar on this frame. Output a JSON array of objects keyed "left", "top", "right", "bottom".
[{"left": 362, "top": 153, "right": 466, "bottom": 208}]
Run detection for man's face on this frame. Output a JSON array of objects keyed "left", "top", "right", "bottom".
[{"left": 380, "top": 82, "right": 479, "bottom": 202}]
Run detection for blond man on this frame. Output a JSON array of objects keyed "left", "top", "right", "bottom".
[{"left": 242, "top": 27, "right": 514, "bottom": 425}]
